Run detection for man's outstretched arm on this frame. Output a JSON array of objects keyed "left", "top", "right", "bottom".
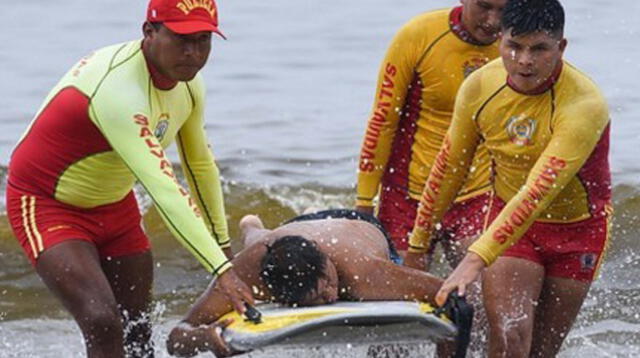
[
  {"left": 347, "top": 258, "right": 443, "bottom": 306},
  {"left": 167, "top": 244, "right": 270, "bottom": 356}
]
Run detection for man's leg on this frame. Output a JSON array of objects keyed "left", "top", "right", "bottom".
[
  {"left": 239, "top": 215, "right": 271, "bottom": 247},
  {"left": 483, "top": 257, "right": 545, "bottom": 358},
  {"left": 102, "top": 251, "right": 154, "bottom": 358},
  {"left": 377, "top": 184, "right": 418, "bottom": 254},
  {"left": 36, "top": 241, "right": 125, "bottom": 358},
  {"left": 436, "top": 194, "right": 493, "bottom": 356},
  {"left": 436, "top": 235, "right": 486, "bottom": 357},
  {"left": 530, "top": 276, "right": 591, "bottom": 357},
  {"left": 438, "top": 192, "right": 492, "bottom": 269},
  {"left": 441, "top": 235, "right": 474, "bottom": 268}
]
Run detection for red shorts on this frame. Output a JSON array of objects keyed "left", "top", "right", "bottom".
[
  {"left": 377, "top": 183, "right": 490, "bottom": 251},
  {"left": 488, "top": 197, "right": 611, "bottom": 282},
  {"left": 6, "top": 184, "right": 150, "bottom": 266}
]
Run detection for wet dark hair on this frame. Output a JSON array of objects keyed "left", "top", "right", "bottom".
[
  {"left": 260, "top": 235, "right": 327, "bottom": 306},
  {"left": 502, "top": 0, "right": 565, "bottom": 38}
]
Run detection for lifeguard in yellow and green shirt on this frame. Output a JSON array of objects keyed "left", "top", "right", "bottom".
[{"left": 6, "top": 0, "right": 254, "bottom": 356}]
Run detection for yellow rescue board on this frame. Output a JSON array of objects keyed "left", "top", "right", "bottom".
[{"left": 218, "top": 301, "right": 456, "bottom": 352}]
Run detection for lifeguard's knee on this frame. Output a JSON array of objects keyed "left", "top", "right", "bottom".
[
  {"left": 77, "top": 303, "right": 124, "bottom": 343},
  {"left": 489, "top": 316, "right": 533, "bottom": 357}
]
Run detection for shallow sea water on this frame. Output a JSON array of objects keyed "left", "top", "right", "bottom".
[{"left": 1, "top": 0, "right": 639, "bottom": 357}]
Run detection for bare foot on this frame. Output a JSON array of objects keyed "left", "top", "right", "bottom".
[
  {"left": 239, "top": 215, "right": 264, "bottom": 231},
  {"left": 302, "top": 207, "right": 321, "bottom": 215},
  {"left": 239, "top": 215, "right": 266, "bottom": 247}
]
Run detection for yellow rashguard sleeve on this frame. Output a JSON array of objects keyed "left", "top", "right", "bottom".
[
  {"left": 356, "top": 23, "right": 424, "bottom": 207},
  {"left": 89, "top": 79, "right": 231, "bottom": 276},
  {"left": 469, "top": 101, "right": 610, "bottom": 265},
  {"left": 408, "top": 80, "right": 481, "bottom": 253},
  {"left": 177, "top": 79, "right": 231, "bottom": 249}
]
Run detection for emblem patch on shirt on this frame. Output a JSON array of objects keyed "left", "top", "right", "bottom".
[
  {"left": 463, "top": 57, "right": 489, "bottom": 78},
  {"left": 505, "top": 115, "right": 536, "bottom": 146},
  {"left": 154, "top": 114, "right": 170, "bottom": 141}
]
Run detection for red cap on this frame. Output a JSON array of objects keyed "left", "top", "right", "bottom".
[{"left": 147, "top": 0, "right": 226, "bottom": 38}]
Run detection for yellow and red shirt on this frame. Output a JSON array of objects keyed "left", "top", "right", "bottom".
[
  {"left": 356, "top": 7, "right": 499, "bottom": 207},
  {"left": 8, "top": 40, "right": 231, "bottom": 275},
  {"left": 409, "top": 59, "right": 612, "bottom": 265}
]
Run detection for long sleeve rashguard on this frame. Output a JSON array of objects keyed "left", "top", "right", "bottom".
[
  {"left": 356, "top": 7, "right": 499, "bottom": 207},
  {"left": 408, "top": 59, "right": 611, "bottom": 264},
  {"left": 9, "top": 40, "right": 232, "bottom": 274}
]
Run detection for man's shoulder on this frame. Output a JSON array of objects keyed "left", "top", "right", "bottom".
[
  {"left": 471, "top": 58, "right": 505, "bottom": 77},
  {"left": 459, "top": 59, "right": 507, "bottom": 99},
  {"left": 396, "top": 8, "right": 452, "bottom": 42},
  {"left": 90, "top": 40, "right": 145, "bottom": 80},
  {"left": 558, "top": 62, "right": 605, "bottom": 100},
  {"left": 59, "top": 40, "right": 145, "bottom": 96},
  {"left": 556, "top": 62, "right": 608, "bottom": 117},
  {"left": 406, "top": 7, "right": 451, "bottom": 26},
  {"left": 73, "top": 40, "right": 142, "bottom": 75}
]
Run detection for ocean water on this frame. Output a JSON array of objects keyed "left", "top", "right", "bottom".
[{"left": 1, "top": 0, "right": 639, "bottom": 357}]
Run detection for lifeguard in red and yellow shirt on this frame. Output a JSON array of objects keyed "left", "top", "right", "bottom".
[
  {"left": 355, "top": 0, "right": 506, "bottom": 257},
  {"left": 5, "top": 0, "right": 254, "bottom": 356},
  {"left": 406, "top": 1, "right": 611, "bottom": 356}
]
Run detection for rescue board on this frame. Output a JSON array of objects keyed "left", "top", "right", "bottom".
[{"left": 219, "top": 301, "right": 457, "bottom": 352}]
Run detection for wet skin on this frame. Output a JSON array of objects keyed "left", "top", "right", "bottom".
[
  {"left": 500, "top": 29, "right": 567, "bottom": 93},
  {"left": 142, "top": 22, "right": 212, "bottom": 83},
  {"left": 298, "top": 257, "right": 340, "bottom": 306},
  {"left": 167, "top": 218, "right": 445, "bottom": 357}
]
